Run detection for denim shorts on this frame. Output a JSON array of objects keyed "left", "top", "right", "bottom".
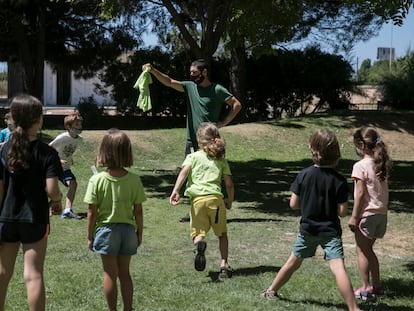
[
  {"left": 93, "top": 223, "right": 138, "bottom": 256},
  {"left": 0, "top": 222, "right": 49, "bottom": 244},
  {"left": 292, "top": 233, "right": 344, "bottom": 260}
]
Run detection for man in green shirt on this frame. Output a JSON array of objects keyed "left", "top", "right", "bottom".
[
  {"left": 142, "top": 59, "right": 242, "bottom": 154},
  {"left": 142, "top": 59, "right": 241, "bottom": 222}
]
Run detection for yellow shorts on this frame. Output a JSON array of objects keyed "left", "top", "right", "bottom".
[{"left": 190, "top": 195, "right": 227, "bottom": 239}]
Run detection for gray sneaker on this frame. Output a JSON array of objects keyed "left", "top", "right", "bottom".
[{"left": 61, "top": 209, "right": 83, "bottom": 220}]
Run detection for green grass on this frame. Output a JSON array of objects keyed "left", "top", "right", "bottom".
[{"left": 4, "top": 111, "right": 414, "bottom": 310}]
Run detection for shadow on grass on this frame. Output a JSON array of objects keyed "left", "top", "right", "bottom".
[
  {"left": 280, "top": 297, "right": 414, "bottom": 311},
  {"left": 207, "top": 265, "right": 281, "bottom": 282},
  {"left": 140, "top": 158, "right": 414, "bottom": 215},
  {"left": 265, "top": 110, "right": 414, "bottom": 136},
  {"left": 227, "top": 218, "right": 283, "bottom": 223}
]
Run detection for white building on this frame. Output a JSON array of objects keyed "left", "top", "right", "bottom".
[{"left": 43, "top": 62, "right": 115, "bottom": 106}]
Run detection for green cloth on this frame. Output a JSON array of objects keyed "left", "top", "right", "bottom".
[{"left": 133, "top": 67, "right": 152, "bottom": 112}]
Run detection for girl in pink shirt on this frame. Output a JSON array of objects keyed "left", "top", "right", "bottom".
[{"left": 348, "top": 127, "right": 392, "bottom": 301}]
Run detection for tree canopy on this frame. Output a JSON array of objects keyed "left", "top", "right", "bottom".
[{"left": 0, "top": 0, "right": 141, "bottom": 98}]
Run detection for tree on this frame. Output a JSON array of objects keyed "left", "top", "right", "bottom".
[
  {"left": 128, "top": 1, "right": 412, "bottom": 110},
  {"left": 0, "top": 0, "right": 140, "bottom": 100},
  {"left": 382, "top": 51, "right": 414, "bottom": 108},
  {"left": 356, "top": 59, "right": 372, "bottom": 84}
]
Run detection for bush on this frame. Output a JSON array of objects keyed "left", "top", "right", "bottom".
[{"left": 75, "top": 96, "right": 103, "bottom": 128}]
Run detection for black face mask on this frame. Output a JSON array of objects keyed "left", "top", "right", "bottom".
[{"left": 190, "top": 73, "right": 205, "bottom": 85}]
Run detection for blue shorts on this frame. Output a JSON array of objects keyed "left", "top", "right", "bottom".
[
  {"left": 0, "top": 222, "right": 49, "bottom": 244},
  {"left": 93, "top": 223, "right": 138, "bottom": 256},
  {"left": 292, "top": 234, "right": 344, "bottom": 260},
  {"left": 60, "top": 169, "right": 76, "bottom": 187}
]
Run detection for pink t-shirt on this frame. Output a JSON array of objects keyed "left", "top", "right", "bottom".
[{"left": 352, "top": 157, "right": 388, "bottom": 217}]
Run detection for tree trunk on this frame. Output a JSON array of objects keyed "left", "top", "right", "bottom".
[
  {"left": 8, "top": 4, "right": 45, "bottom": 101},
  {"left": 229, "top": 43, "right": 247, "bottom": 123}
]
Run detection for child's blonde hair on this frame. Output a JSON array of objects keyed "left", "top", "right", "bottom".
[
  {"left": 96, "top": 128, "right": 133, "bottom": 168},
  {"left": 309, "top": 128, "right": 341, "bottom": 166},
  {"left": 64, "top": 112, "right": 83, "bottom": 129},
  {"left": 197, "top": 122, "right": 226, "bottom": 159}
]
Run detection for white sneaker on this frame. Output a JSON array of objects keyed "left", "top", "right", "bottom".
[{"left": 61, "top": 209, "right": 83, "bottom": 219}]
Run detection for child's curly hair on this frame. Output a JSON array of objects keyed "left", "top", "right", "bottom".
[{"left": 197, "top": 122, "right": 226, "bottom": 160}]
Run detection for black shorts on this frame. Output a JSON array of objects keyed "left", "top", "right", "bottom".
[
  {"left": 0, "top": 222, "right": 49, "bottom": 243},
  {"left": 60, "top": 169, "right": 76, "bottom": 187}
]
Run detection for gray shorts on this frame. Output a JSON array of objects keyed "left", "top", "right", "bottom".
[
  {"left": 359, "top": 214, "right": 387, "bottom": 239},
  {"left": 292, "top": 234, "right": 344, "bottom": 260},
  {"left": 93, "top": 223, "right": 138, "bottom": 256}
]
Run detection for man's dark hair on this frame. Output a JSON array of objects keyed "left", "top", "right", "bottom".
[{"left": 191, "top": 59, "right": 209, "bottom": 72}]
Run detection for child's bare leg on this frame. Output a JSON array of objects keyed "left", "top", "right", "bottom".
[
  {"left": 23, "top": 237, "right": 47, "bottom": 311},
  {"left": 329, "top": 258, "right": 361, "bottom": 311},
  {"left": 118, "top": 256, "right": 133, "bottom": 311},
  {"left": 101, "top": 255, "right": 118, "bottom": 311},
  {"left": 218, "top": 233, "right": 228, "bottom": 267},
  {"left": 66, "top": 179, "right": 77, "bottom": 210},
  {"left": 355, "top": 230, "right": 380, "bottom": 288},
  {"left": 268, "top": 252, "right": 303, "bottom": 293},
  {"left": 0, "top": 242, "right": 20, "bottom": 310}
]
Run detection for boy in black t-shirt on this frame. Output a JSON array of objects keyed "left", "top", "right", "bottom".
[{"left": 260, "top": 129, "right": 362, "bottom": 311}]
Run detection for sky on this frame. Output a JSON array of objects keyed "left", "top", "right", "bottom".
[
  {"left": 1, "top": 9, "right": 413, "bottom": 74},
  {"left": 352, "top": 10, "right": 414, "bottom": 65}
]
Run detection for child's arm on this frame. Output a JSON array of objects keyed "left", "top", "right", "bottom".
[
  {"left": 46, "top": 177, "right": 62, "bottom": 215},
  {"left": 348, "top": 178, "right": 365, "bottom": 231},
  {"left": 134, "top": 203, "right": 143, "bottom": 247},
  {"left": 169, "top": 165, "right": 191, "bottom": 205},
  {"left": 87, "top": 204, "right": 98, "bottom": 251},
  {"left": 223, "top": 174, "right": 234, "bottom": 209},
  {"left": 289, "top": 192, "right": 300, "bottom": 210},
  {"left": 337, "top": 201, "right": 348, "bottom": 218}
]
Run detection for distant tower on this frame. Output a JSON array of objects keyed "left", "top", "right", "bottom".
[{"left": 377, "top": 47, "right": 395, "bottom": 60}]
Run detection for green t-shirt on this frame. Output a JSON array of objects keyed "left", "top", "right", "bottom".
[
  {"left": 182, "top": 150, "right": 231, "bottom": 199},
  {"left": 84, "top": 171, "right": 146, "bottom": 233},
  {"left": 181, "top": 81, "right": 232, "bottom": 143}
]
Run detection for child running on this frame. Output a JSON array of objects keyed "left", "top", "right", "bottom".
[
  {"left": 84, "top": 128, "right": 146, "bottom": 311},
  {"left": 348, "top": 127, "right": 391, "bottom": 301},
  {"left": 169, "top": 122, "right": 234, "bottom": 278},
  {"left": 261, "top": 129, "right": 361, "bottom": 311},
  {"left": 0, "top": 94, "right": 63, "bottom": 311},
  {"left": 49, "top": 112, "right": 83, "bottom": 219}
]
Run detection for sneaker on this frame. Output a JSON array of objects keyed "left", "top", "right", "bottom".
[
  {"left": 354, "top": 287, "right": 375, "bottom": 301},
  {"left": 179, "top": 214, "right": 190, "bottom": 222},
  {"left": 260, "top": 288, "right": 280, "bottom": 300},
  {"left": 194, "top": 240, "right": 207, "bottom": 271},
  {"left": 219, "top": 266, "right": 233, "bottom": 279},
  {"left": 61, "top": 209, "right": 84, "bottom": 219}
]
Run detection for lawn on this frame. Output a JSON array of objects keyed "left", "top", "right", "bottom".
[{"left": 3, "top": 110, "right": 414, "bottom": 311}]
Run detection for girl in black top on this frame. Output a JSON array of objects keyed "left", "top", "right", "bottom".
[{"left": 0, "top": 94, "right": 63, "bottom": 311}]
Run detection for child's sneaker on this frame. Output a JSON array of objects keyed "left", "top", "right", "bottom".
[
  {"left": 194, "top": 240, "right": 207, "bottom": 271},
  {"left": 354, "top": 287, "right": 375, "bottom": 301},
  {"left": 61, "top": 209, "right": 83, "bottom": 219},
  {"left": 219, "top": 266, "right": 233, "bottom": 278},
  {"left": 260, "top": 288, "right": 280, "bottom": 300}
]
